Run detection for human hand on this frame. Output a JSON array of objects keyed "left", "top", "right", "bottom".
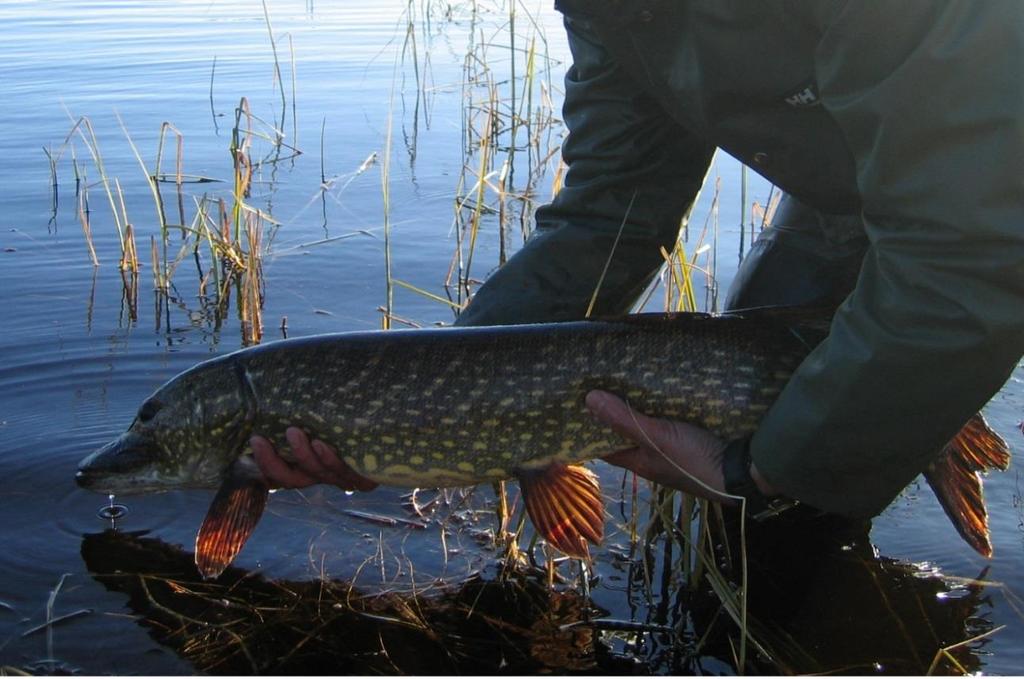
[
  {"left": 250, "top": 427, "right": 379, "bottom": 492},
  {"left": 585, "top": 390, "right": 735, "bottom": 504}
]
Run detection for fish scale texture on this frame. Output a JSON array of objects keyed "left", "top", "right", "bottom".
[{"left": 237, "top": 314, "right": 813, "bottom": 487}]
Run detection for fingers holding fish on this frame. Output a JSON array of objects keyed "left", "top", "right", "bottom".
[
  {"left": 251, "top": 433, "right": 321, "bottom": 489},
  {"left": 251, "top": 428, "right": 378, "bottom": 492},
  {"left": 309, "top": 437, "right": 379, "bottom": 491},
  {"left": 585, "top": 390, "right": 733, "bottom": 504}
]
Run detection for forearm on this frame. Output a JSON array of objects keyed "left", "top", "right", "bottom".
[{"left": 752, "top": 241, "right": 1024, "bottom": 517}]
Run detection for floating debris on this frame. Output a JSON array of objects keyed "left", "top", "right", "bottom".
[
  {"left": 343, "top": 509, "right": 428, "bottom": 529},
  {"left": 20, "top": 609, "right": 93, "bottom": 638}
]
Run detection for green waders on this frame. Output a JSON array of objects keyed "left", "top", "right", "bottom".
[{"left": 725, "top": 195, "right": 867, "bottom": 312}]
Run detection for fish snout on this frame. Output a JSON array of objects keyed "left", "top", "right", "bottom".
[
  {"left": 75, "top": 454, "right": 112, "bottom": 489},
  {"left": 75, "top": 433, "right": 163, "bottom": 493},
  {"left": 75, "top": 465, "right": 95, "bottom": 489}
]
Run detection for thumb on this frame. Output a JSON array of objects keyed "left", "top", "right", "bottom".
[
  {"left": 585, "top": 389, "right": 674, "bottom": 451},
  {"left": 586, "top": 389, "right": 731, "bottom": 500},
  {"left": 602, "top": 446, "right": 664, "bottom": 480}
]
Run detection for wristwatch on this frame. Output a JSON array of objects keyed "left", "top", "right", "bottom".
[{"left": 721, "top": 437, "right": 798, "bottom": 521}]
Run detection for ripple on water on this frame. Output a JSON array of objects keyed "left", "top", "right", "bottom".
[
  {"left": 0, "top": 332, "right": 221, "bottom": 611},
  {"left": 0, "top": 436, "right": 204, "bottom": 579}
]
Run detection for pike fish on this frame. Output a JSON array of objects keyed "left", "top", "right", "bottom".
[{"left": 76, "top": 311, "right": 1010, "bottom": 578}]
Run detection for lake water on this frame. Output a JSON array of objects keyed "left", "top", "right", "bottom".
[{"left": 1, "top": 1, "right": 1022, "bottom": 674}]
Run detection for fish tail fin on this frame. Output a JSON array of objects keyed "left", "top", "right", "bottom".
[
  {"left": 518, "top": 463, "right": 604, "bottom": 559},
  {"left": 195, "top": 463, "right": 270, "bottom": 579},
  {"left": 923, "top": 412, "right": 1010, "bottom": 558}
]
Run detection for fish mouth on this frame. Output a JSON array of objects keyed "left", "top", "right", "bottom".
[{"left": 76, "top": 432, "right": 167, "bottom": 494}]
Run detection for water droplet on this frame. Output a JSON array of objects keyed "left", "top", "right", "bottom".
[{"left": 98, "top": 504, "right": 129, "bottom": 520}]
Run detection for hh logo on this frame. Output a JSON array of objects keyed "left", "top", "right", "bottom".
[{"left": 784, "top": 83, "right": 820, "bottom": 108}]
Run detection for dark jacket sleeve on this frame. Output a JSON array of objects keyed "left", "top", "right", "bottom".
[
  {"left": 751, "top": 2, "right": 1024, "bottom": 517},
  {"left": 455, "top": 14, "right": 714, "bottom": 327}
]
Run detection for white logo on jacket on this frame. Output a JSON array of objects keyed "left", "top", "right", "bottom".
[{"left": 784, "top": 85, "right": 819, "bottom": 108}]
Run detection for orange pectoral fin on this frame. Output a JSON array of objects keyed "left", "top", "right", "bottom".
[
  {"left": 195, "top": 466, "right": 270, "bottom": 579},
  {"left": 518, "top": 463, "right": 604, "bottom": 559},
  {"left": 923, "top": 412, "right": 1011, "bottom": 558}
]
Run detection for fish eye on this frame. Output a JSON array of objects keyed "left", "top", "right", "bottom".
[{"left": 138, "top": 400, "right": 162, "bottom": 423}]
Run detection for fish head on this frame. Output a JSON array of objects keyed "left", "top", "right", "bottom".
[{"left": 76, "top": 356, "right": 256, "bottom": 494}]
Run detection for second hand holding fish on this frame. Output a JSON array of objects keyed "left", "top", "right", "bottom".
[{"left": 585, "top": 390, "right": 779, "bottom": 503}]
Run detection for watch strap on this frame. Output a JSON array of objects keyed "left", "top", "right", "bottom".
[{"left": 721, "top": 436, "right": 797, "bottom": 521}]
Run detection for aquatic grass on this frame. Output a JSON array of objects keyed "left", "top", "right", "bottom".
[
  {"left": 113, "top": 180, "right": 139, "bottom": 273},
  {"left": 240, "top": 215, "right": 265, "bottom": 345},
  {"left": 660, "top": 244, "right": 699, "bottom": 312},
  {"left": 148, "top": 235, "right": 164, "bottom": 293},
  {"left": 287, "top": 34, "right": 298, "bottom": 147},
  {"left": 259, "top": 0, "right": 287, "bottom": 145},
  {"left": 75, "top": 173, "right": 98, "bottom": 267},
  {"left": 585, "top": 190, "right": 637, "bottom": 319},
  {"left": 119, "top": 265, "right": 139, "bottom": 324},
  {"left": 230, "top": 98, "right": 255, "bottom": 240},
  {"left": 432, "top": 0, "right": 562, "bottom": 314},
  {"left": 61, "top": 116, "right": 127, "bottom": 261},
  {"left": 43, "top": 145, "right": 59, "bottom": 225},
  {"left": 927, "top": 624, "right": 1005, "bottom": 674},
  {"left": 497, "top": 491, "right": 529, "bottom": 575},
  {"left": 119, "top": 105, "right": 259, "bottom": 326},
  {"left": 380, "top": 51, "right": 398, "bottom": 330},
  {"left": 457, "top": 79, "right": 496, "bottom": 297},
  {"left": 381, "top": 0, "right": 562, "bottom": 431},
  {"left": 629, "top": 479, "right": 781, "bottom": 673},
  {"left": 391, "top": 278, "right": 463, "bottom": 311},
  {"left": 56, "top": 77, "right": 296, "bottom": 345},
  {"left": 54, "top": 115, "right": 144, "bottom": 269},
  {"left": 153, "top": 122, "right": 186, "bottom": 232},
  {"left": 752, "top": 185, "right": 781, "bottom": 234},
  {"left": 208, "top": 56, "right": 220, "bottom": 134}
]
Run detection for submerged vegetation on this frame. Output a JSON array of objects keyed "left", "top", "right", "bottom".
[{"left": 33, "top": 0, "right": 1011, "bottom": 675}]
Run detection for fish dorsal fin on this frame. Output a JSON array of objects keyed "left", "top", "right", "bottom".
[
  {"left": 518, "top": 463, "right": 604, "bottom": 558},
  {"left": 923, "top": 412, "right": 1011, "bottom": 558},
  {"left": 590, "top": 306, "right": 832, "bottom": 339},
  {"left": 195, "top": 459, "right": 269, "bottom": 579}
]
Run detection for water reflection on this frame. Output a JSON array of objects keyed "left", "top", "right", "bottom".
[
  {"left": 79, "top": 530, "right": 609, "bottom": 674},
  {"left": 701, "top": 511, "right": 992, "bottom": 674},
  {"left": 77, "top": 517, "right": 993, "bottom": 675}
]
